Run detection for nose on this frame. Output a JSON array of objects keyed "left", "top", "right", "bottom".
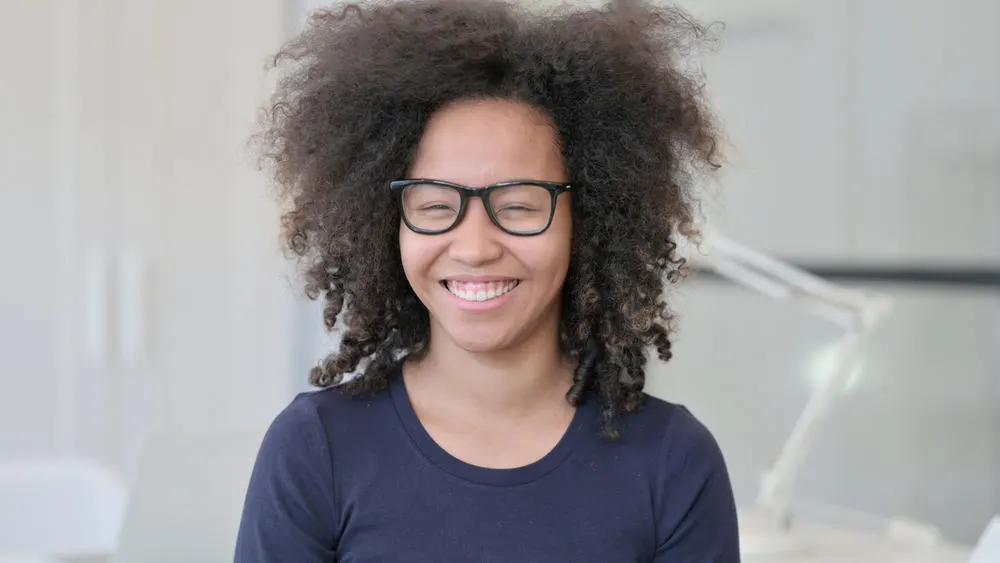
[{"left": 447, "top": 198, "right": 503, "bottom": 266}]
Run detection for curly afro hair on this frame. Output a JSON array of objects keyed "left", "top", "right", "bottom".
[{"left": 256, "top": 0, "right": 723, "bottom": 439}]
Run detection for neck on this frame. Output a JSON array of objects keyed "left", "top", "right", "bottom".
[{"left": 407, "top": 322, "right": 572, "bottom": 420}]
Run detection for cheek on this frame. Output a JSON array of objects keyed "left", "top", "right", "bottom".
[
  {"left": 398, "top": 225, "right": 421, "bottom": 280},
  {"left": 549, "top": 202, "right": 573, "bottom": 273},
  {"left": 399, "top": 225, "right": 439, "bottom": 282},
  {"left": 520, "top": 223, "right": 572, "bottom": 284}
]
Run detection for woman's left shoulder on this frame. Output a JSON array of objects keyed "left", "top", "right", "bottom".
[
  {"left": 625, "top": 396, "right": 740, "bottom": 558},
  {"left": 623, "top": 394, "right": 729, "bottom": 473}
]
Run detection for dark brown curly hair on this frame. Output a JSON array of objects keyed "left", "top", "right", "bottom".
[{"left": 256, "top": 0, "right": 722, "bottom": 439}]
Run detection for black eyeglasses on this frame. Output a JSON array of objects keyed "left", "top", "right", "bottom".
[{"left": 389, "top": 179, "right": 572, "bottom": 236}]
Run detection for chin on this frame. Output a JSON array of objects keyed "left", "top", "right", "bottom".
[
  {"left": 451, "top": 332, "right": 517, "bottom": 355},
  {"left": 438, "top": 323, "right": 519, "bottom": 355},
  {"left": 424, "top": 283, "right": 562, "bottom": 356}
]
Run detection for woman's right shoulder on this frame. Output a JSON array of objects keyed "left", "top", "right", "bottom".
[
  {"left": 262, "top": 384, "right": 395, "bottom": 454},
  {"left": 237, "top": 387, "right": 375, "bottom": 558}
]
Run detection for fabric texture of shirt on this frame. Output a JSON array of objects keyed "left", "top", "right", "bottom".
[{"left": 234, "top": 368, "right": 740, "bottom": 562}]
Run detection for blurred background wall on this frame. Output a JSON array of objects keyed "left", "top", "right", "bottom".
[
  {"left": 2, "top": 0, "right": 997, "bottom": 549},
  {"left": 1, "top": 0, "right": 296, "bottom": 479}
]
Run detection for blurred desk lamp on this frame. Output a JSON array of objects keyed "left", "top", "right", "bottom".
[{"left": 701, "top": 234, "right": 895, "bottom": 556}]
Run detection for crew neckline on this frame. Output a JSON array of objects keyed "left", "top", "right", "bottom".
[{"left": 389, "top": 366, "right": 594, "bottom": 487}]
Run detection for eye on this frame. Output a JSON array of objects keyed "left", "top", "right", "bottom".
[
  {"left": 419, "top": 202, "right": 457, "bottom": 212},
  {"left": 402, "top": 184, "right": 461, "bottom": 215},
  {"left": 496, "top": 204, "right": 540, "bottom": 214},
  {"left": 489, "top": 184, "right": 549, "bottom": 214}
]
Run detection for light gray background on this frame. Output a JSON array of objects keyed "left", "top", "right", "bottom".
[{"left": 0, "top": 0, "right": 994, "bottom": 548}]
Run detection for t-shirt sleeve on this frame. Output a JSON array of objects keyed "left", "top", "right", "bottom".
[
  {"left": 652, "top": 406, "right": 741, "bottom": 562},
  {"left": 234, "top": 394, "right": 338, "bottom": 562}
]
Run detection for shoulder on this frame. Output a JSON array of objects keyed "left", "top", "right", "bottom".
[
  {"left": 259, "top": 387, "right": 343, "bottom": 447},
  {"left": 621, "top": 395, "right": 739, "bottom": 559},
  {"left": 249, "top": 389, "right": 343, "bottom": 481},
  {"left": 264, "top": 384, "right": 394, "bottom": 454},
  {"left": 237, "top": 385, "right": 394, "bottom": 553},
  {"left": 622, "top": 394, "right": 727, "bottom": 472},
  {"left": 291, "top": 383, "right": 390, "bottom": 420}
]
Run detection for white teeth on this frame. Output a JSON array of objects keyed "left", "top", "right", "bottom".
[{"left": 445, "top": 279, "right": 519, "bottom": 302}]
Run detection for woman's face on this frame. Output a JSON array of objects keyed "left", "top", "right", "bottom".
[{"left": 399, "top": 98, "right": 572, "bottom": 355}]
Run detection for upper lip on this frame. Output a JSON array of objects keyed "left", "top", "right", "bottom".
[{"left": 441, "top": 275, "right": 520, "bottom": 283}]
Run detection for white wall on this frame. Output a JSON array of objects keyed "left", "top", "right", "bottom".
[
  {"left": 685, "top": 0, "right": 999, "bottom": 263},
  {"left": 0, "top": 0, "right": 295, "bottom": 478}
]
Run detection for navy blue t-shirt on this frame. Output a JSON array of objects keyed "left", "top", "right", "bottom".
[{"left": 235, "top": 370, "right": 740, "bottom": 562}]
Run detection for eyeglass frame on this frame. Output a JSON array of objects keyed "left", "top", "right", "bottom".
[{"left": 389, "top": 178, "right": 573, "bottom": 236}]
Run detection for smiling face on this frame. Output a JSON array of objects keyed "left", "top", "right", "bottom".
[{"left": 399, "top": 98, "right": 573, "bottom": 356}]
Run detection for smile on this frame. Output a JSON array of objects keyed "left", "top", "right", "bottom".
[{"left": 443, "top": 279, "right": 520, "bottom": 302}]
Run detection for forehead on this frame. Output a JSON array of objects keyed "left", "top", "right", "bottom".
[{"left": 409, "top": 98, "right": 567, "bottom": 185}]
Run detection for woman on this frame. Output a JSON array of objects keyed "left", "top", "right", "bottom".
[{"left": 236, "top": 0, "right": 739, "bottom": 561}]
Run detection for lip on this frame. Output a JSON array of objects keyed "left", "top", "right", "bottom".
[
  {"left": 439, "top": 279, "right": 520, "bottom": 312},
  {"left": 441, "top": 275, "right": 519, "bottom": 283}
]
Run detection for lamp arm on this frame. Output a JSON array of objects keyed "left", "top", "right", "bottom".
[{"left": 700, "top": 233, "right": 894, "bottom": 529}]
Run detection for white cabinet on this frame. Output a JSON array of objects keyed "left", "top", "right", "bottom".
[{"left": 0, "top": 0, "right": 296, "bottom": 478}]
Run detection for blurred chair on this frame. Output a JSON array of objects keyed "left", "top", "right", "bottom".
[
  {"left": 112, "top": 427, "right": 265, "bottom": 563},
  {"left": 0, "top": 458, "right": 127, "bottom": 562}
]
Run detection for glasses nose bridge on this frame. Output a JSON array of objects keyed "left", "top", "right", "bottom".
[
  {"left": 447, "top": 187, "right": 504, "bottom": 265},
  {"left": 457, "top": 186, "right": 498, "bottom": 228}
]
